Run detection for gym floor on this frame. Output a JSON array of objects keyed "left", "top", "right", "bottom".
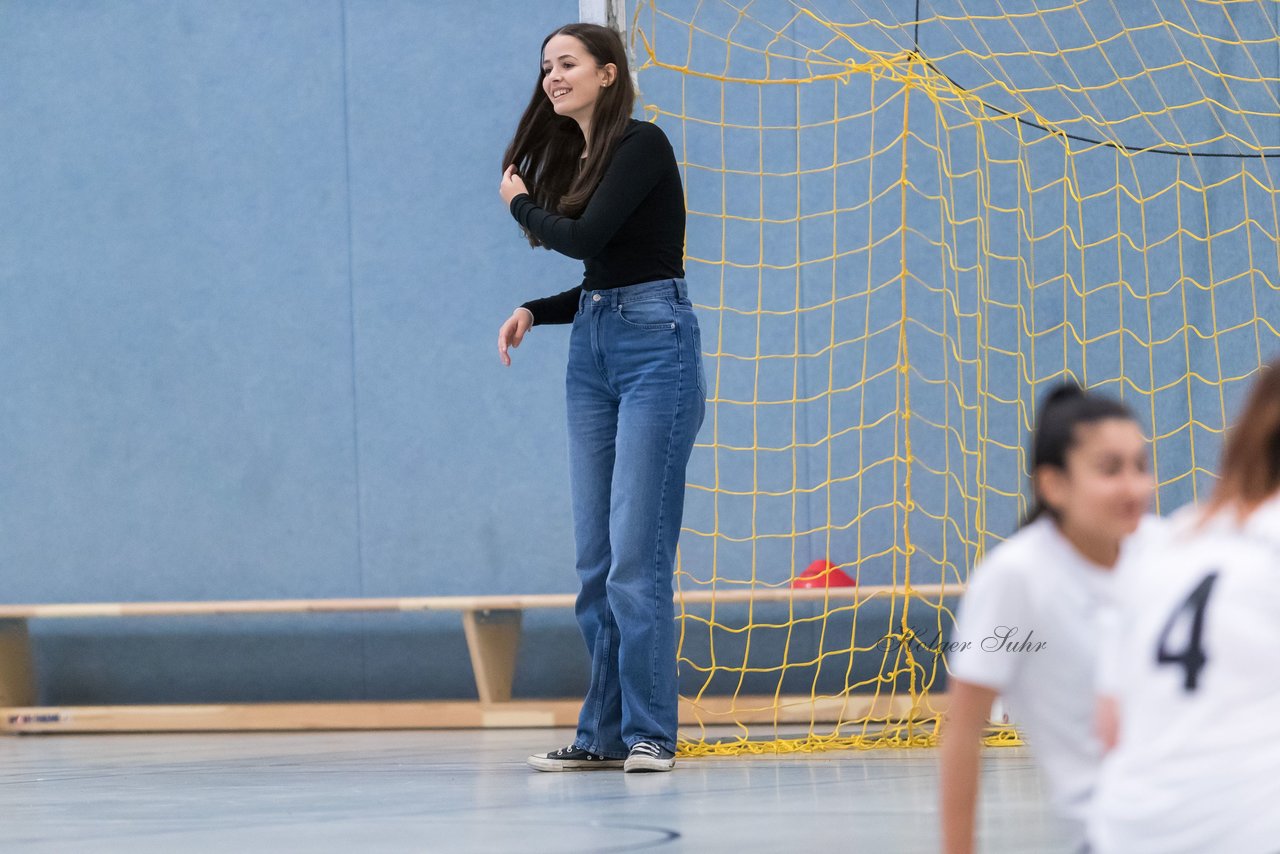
[{"left": 2, "top": 728, "right": 1073, "bottom": 852}]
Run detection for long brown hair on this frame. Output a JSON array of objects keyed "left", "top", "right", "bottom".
[
  {"left": 501, "top": 23, "right": 635, "bottom": 248},
  {"left": 1204, "top": 358, "right": 1280, "bottom": 520}
]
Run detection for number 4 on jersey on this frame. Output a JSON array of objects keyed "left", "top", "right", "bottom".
[{"left": 1154, "top": 572, "right": 1219, "bottom": 692}]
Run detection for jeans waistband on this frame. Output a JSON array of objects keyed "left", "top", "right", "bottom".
[{"left": 579, "top": 278, "right": 687, "bottom": 310}]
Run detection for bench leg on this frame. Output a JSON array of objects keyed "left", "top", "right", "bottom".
[
  {"left": 461, "top": 609, "right": 522, "bottom": 703},
  {"left": 0, "top": 619, "right": 36, "bottom": 707}
]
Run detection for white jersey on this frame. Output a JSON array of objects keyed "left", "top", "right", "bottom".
[
  {"left": 949, "top": 515, "right": 1165, "bottom": 846},
  {"left": 1090, "top": 497, "right": 1280, "bottom": 854}
]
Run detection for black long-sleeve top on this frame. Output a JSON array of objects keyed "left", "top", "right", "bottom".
[{"left": 511, "top": 119, "right": 686, "bottom": 325}]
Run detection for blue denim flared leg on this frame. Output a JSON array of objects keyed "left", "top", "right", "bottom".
[{"left": 566, "top": 279, "right": 705, "bottom": 757}]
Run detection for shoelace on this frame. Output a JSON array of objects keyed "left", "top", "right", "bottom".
[
  {"left": 630, "top": 742, "right": 663, "bottom": 757},
  {"left": 553, "top": 746, "right": 607, "bottom": 760}
]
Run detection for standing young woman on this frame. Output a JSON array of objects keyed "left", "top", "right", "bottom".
[
  {"left": 495, "top": 23, "right": 705, "bottom": 773},
  {"left": 1089, "top": 360, "right": 1280, "bottom": 853},
  {"left": 939, "top": 384, "right": 1159, "bottom": 853}
]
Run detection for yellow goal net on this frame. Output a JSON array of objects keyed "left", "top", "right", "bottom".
[{"left": 628, "top": 0, "right": 1280, "bottom": 753}]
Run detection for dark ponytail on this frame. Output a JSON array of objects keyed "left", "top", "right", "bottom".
[{"left": 1022, "top": 381, "right": 1138, "bottom": 525}]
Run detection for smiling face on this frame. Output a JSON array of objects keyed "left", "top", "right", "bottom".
[
  {"left": 1036, "top": 418, "right": 1153, "bottom": 545},
  {"left": 541, "top": 33, "right": 615, "bottom": 128}
]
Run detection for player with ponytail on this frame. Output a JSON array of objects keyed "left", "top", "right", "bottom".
[{"left": 940, "top": 382, "right": 1160, "bottom": 853}]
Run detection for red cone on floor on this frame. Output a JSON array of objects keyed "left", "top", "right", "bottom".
[{"left": 791, "top": 558, "right": 856, "bottom": 588}]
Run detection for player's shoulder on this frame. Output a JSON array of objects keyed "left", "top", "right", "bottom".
[
  {"left": 621, "top": 118, "right": 674, "bottom": 149},
  {"left": 1244, "top": 494, "right": 1280, "bottom": 549},
  {"left": 987, "top": 517, "right": 1058, "bottom": 566},
  {"left": 1118, "top": 506, "right": 1274, "bottom": 593},
  {"left": 969, "top": 519, "right": 1055, "bottom": 585},
  {"left": 1164, "top": 499, "right": 1278, "bottom": 554}
]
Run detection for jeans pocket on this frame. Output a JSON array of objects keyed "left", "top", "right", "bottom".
[
  {"left": 692, "top": 322, "right": 707, "bottom": 397},
  {"left": 617, "top": 297, "right": 677, "bottom": 330}
]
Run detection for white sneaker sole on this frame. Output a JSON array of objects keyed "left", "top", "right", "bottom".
[
  {"left": 526, "top": 754, "right": 624, "bottom": 772},
  {"left": 623, "top": 755, "right": 676, "bottom": 773}
]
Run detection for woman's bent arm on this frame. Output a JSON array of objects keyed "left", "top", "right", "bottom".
[{"left": 510, "top": 123, "right": 671, "bottom": 259}]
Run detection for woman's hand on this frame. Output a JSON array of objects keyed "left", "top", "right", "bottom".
[
  {"left": 499, "top": 164, "right": 529, "bottom": 206},
  {"left": 497, "top": 307, "right": 534, "bottom": 366},
  {"left": 1095, "top": 694, "right": 1120, "bottom": 753}
]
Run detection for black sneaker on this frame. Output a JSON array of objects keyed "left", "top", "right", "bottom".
[
  {"left": 623, "top": 741, "right": 675, "bottom": 773},
  {"left": 526, "top": 745, "right": 625, "bottom": 772}
]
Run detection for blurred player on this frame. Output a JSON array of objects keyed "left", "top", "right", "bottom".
[
  {"left": 940, "top": 383, "right": 1159, "bottom": 853},
  {"left": 1090, "top": 360, "right": 1280, "bottom": 853}
]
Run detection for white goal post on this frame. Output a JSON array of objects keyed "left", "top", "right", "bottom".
[
  {"left": 578, "top": 0, "right": 626, "bottom": 32},
  {"left": 579, "top": 1, "right": 637, "bottom": 93}
]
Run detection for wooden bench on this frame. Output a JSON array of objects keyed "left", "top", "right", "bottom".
[{"left": 0, "top": 583, "right": 957, "bottom": 733}]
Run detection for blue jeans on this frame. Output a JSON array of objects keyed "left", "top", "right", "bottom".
[{"left": 566, "top": 278, "right": 706, "bottom": 758}]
